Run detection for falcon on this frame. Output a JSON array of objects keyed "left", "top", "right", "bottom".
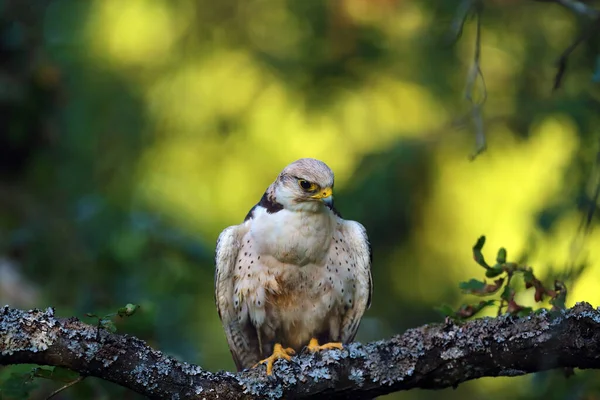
[{"left": 214, "top": 158, "right": 372, "bottom": 375}]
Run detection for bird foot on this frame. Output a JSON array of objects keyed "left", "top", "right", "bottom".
[
  {"left": 253, "top": 343, "right": 296, "bottom": 375},
  {"left": 306, "top": 338, "right": 343, "bottom": 353}
]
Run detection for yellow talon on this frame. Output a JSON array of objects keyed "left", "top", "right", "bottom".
[
  {"left": 253, "top": 343, "right": 296, "bottom": 375},
  {"left": 306, "top": 337, "right": 343, "bottom": 353}
]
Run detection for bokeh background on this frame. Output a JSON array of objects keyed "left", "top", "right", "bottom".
[{"left": 1, "top": 0, "right": 600, "bottom": 398}]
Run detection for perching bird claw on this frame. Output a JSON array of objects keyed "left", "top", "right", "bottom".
[
  {"left": 306, "top": 337, "right": 343, "bottom": 353},
  {"left": 254, "top": 343, "right": 296, "bottom": 375}
]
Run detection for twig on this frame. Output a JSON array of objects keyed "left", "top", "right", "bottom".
[
  {"left": 448, "top": 0, "right": 477, "bottom": 43},
  {"left": 553, "top": 26, "right": 596, "bottom": 90},
  {"left": 463, "top": 1, "right": 487, "bottom": 160},
  {"left": 45, "top": 376, "right": 85, "bottom": 400},
  {"left": 497, "top": 272, "right": 513, "bottom": 316}
]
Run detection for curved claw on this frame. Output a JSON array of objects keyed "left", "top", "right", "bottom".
[
  {"left": 306, "top": 338, "right": 343, "bottom": 353},
  {"left": 253, "top": 343, "right": 296, "bottom": 375}
]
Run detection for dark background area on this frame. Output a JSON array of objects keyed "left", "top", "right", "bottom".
[{"left": 1, "top": 0, "right": 600, "bottom": 398}]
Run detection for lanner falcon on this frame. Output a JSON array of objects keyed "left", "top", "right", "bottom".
[{"left": 215, "top": 158, "right": 372, "bottom": 374}]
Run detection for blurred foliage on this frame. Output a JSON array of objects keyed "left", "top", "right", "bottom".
[
  {"left": 438, "top": 236, "right": 570, "bottom": 320},
  {"left": 86, "top": 302, "right": 140, "bottom": 333},
  {"left": 1, "top": 0, "right": 600, "bottom": 399}
]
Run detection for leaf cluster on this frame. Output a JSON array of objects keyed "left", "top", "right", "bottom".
[
  {"left": 438, "top": 236, "right": 568, "bottom": 320},
  {"left": 85, "top": 303, "right": 140, "bottom": 334}
]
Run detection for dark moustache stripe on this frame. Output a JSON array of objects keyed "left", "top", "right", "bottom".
[{"left": 244, "top": 191, "right": 283, "bottom": 221}]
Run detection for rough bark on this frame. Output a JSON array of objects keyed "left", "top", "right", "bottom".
[{"left": 2, "top": 303, "right": 600, "bottom": 399}]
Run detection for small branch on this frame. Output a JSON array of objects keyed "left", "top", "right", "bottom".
[
  {"left": 497, "top": 273, "right": 513, "bottom": 316},
  {"left": 46, "top": 376, "right": 85, "bottom": 399},
  {"left": 553, "top": 25, "right": 598, "bottom": 90},
  {"left": 3, "top": 304, "right": 600, "bottom": 399},
  {"left": 448, "top": 0, "right": 477, "bottom": 42},
  {"left": 458, "top": 0, "right": 487, "bottom": 160}
]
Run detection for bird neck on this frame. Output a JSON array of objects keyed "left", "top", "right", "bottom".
[
  {"left": 285, "top": 201, "right": 327, "bottom": 213},
  {"left": 249, "top": 205, "right": 335, "bottom": 266}
]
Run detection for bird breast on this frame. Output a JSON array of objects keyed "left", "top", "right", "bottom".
[{"left": 249, "top": 207, "right": 334, "bottom": 266}]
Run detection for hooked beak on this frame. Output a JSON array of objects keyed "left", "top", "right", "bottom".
[{"left": 311, "top": 187, "right": 333, "bottom": 206}]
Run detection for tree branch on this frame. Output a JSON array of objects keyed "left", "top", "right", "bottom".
[{"left": 2, "top": 303, "right": 600, "bottom": 399}]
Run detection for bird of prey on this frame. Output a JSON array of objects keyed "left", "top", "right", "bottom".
[{"left": 215, "top": 158, "right": 372, "bottom": 375}]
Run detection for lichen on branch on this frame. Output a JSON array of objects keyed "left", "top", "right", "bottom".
[{"left": 2, "top": 303, "right": 600, "bottom": 399}]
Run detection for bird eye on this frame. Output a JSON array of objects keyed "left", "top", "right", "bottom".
[{"left": 298, "top": 179, "right": 315, "bottom": 191}]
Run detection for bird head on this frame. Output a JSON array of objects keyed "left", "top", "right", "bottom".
[{"left": 272, "top": 158, "right": 335, "bottom": 211}]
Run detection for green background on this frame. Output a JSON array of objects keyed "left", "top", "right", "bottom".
[{"left": 1, "top": 0, "right": 600, "bottom": 398}]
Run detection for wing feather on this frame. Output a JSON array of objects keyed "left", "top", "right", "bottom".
[
  {"left": 339, "top": 220, "right": 373, "bottom": 343},
  {"left": 215, "top": 224, "right": 261, "bottom": 370}
]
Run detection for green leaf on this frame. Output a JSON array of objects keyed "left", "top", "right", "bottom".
[
  {"left": 514, "top": 307, "right": 534, "bottom": 317},
  {"left": 550, "top": 280, "right": 567, "bottom": 310},
  {"left": 522, "top": 269, "right": 535, "bottom": 286},
  {"left": 496, "top": 247, "right": 507, "bottom": 264},
  {"left": 501, "top": 285, "right": 514, "bottom": 302},
  {"left": 473, "top": 235, "right": 486, "bottom": 251},
  {"left": 459, "top": 278, "right": 504, "bottom": 295},
  {"left": 550, "top": 294, "right": 566, "bottom": 310},
  {"left": 485, "top": 264, "right": 504, "bottom": 278},
  {"left": 435, "top": 304, "right": 457, "bottom": 318},
  {"left": 117, "top": 303, "right": 139, "bottom": 318},
  {"left": 459, "top": 278, "right": 486, "bottom": 292},
  {"left": 472, "top": 236, "right": 491, "bottom": 269}
]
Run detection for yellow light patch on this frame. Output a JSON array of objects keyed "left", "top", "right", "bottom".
[
  {"left": 86, "top": 0, "right": 190, "bottom": 68},
  {"left": 395, "top": 115, "right": 580, "bottom": 304}
]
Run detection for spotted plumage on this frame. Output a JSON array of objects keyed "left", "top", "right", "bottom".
[{"left": 215, "top": 158, "right": 372, "bottom": 372}]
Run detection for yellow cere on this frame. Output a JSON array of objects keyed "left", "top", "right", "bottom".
[{"left": 311, "top": 187, "right": 333, "bottom": 199}]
